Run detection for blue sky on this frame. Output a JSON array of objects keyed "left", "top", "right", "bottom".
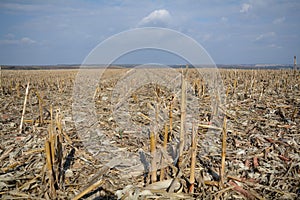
[{"left": 0, "top": 0, "right": 299, "bottom": 65}]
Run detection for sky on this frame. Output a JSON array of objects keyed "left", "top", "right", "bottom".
[{"left": 0, "top": 0, "right": 299, "bottom": 65}]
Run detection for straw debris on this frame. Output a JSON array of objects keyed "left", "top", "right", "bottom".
[{"left": 0, "top": 68, "right": 299, "bottom": 199}]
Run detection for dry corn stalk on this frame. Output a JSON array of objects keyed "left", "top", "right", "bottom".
[
  {"left": 233, "top": 79, "right": 237, "bottom": 95},
  {"left": 189, "top": 123, "right": 197, "bottom": 193},
  {"left": 44, "top": 107, "right": 64, "bottom": 198},
  {"left": 35, "top": 91, "right": 44, "bottom": 125},
  {"left": 93, "top": 86, "right": 100, "bottom": 100},
  {"left": 50, "top": 105, "right": 54, "bottom": 138},
  {"left": 16, "top": 81, "right": 20, "bottom": 97},
  {"left": 56, "top": 110, "right": 73, "bottom": 145},
  {"left": 178, "top": 69, "right": 187, "bottom": 167},
  {"left": 291, "top": 107, "right": 297, "bottom": 122},
  {"left": 202, "top": 81, "right": 205, "bottom": 96},
  {"left": 73, "top": 180, "right": 105, "bottom": 200},
  {"left": 49, "top": 107, "right": 55, "bottom": 167},
  {"left": 220, "top": 116, "right": 227, "bottom": 188},
  {"left": 150, "top": 131, "right": 157, "bottom": 183},
  {"left": 45, "top": 140, "right": 57, "bottom": 198},
  {"left": 19, "top": 81, "right": 30, "bottom": 134},
  {"left": 169, "top": 96, "right": 173, "bottom": 141},
  {"left": 160, "top": 124, "right": 169, "bottom": 181}
]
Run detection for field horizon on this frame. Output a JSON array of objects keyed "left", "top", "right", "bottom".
[{"left": 0, "top": 63, "right": 296, "bottom": 70}]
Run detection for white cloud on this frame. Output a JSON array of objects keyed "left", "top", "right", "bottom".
[
  {"left": 273, "top": 17, "right": 285, "bottom": 24},
  {"left": 240, "top": 3, "right": 252, "bottom": 13},
  {"left": 0, "top": 37, "right": 36, "bottom": 45},
  {"left": 138, "top": 9, "right": 171, "bottom": 27},
  {"left": 0, "top": 3, "right": 50, "bottom": 12},
  {"left": 255, "top": 32, "right": 276, "bottom": 41},
  {"left": 20, "top": 37, "right": 36, "bottom": 44},
  {"left": 268, "top": 44, "right": 282, "bottom": 48}
]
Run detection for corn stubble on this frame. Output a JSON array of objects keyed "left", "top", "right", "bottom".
[{"left": 0, "top": 68, "right": 299, "bottom": 199}]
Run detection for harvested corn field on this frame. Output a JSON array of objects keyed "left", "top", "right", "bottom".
[{"left": 0, "top": 68, "right": 299, "bottom": 199}]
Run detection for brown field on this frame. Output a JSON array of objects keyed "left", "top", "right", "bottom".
[{"left": 0, "top": 68, "right": 299, "bottom": 199}]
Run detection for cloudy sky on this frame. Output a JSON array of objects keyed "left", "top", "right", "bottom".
[{"left": 0, "top": 0, "right": 299, "bottom": 65}]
